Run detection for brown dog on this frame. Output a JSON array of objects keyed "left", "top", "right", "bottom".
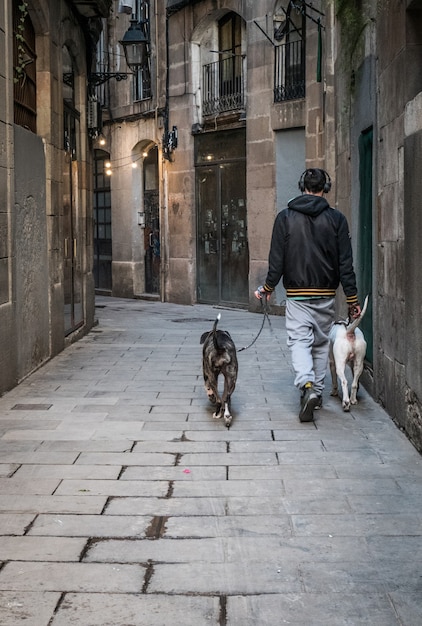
[{"left": 200, "top": 314, "right": 238, "bottom": 428}]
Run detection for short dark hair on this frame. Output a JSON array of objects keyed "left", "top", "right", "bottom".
[{"left": 303, "top": 168, "right": 329, "bottom": 193}]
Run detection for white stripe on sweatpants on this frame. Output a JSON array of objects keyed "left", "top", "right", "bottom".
[{"left": 285, "top": 298, "right": 335, "bottom": 395}]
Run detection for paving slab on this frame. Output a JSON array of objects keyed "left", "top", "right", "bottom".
[
  {"left": 148, "top": 561, "right": 301, "bottom": 594},
  {"left": 0, "top": 536, "right": 85, "bottom": 561},
  {"left": 50, "top": 593, "right": 220, "bottom": 626},
  {"left": 13, "top": 464, "right": 121, "bottom": 480},
  {"left": 0, "top": 495, "right": 107, "bottom": 514},
  {"left": 0, "top": 562, "right": 145, "bottom": 593},
  {"left": 0, "top": 591, "right": 61, "bottom": 626},
  {"left": 0, "top": 513, "right": 36, "bottom": 535},
  {"left": 28, "top": 514, "right": 152, "bottom": 537},
  {"left": 226, "top": 593, "right": 403, "bottom": 626}
]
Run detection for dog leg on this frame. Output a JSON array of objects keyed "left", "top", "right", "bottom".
[
  {"left": 211, "top": 374, "right": 223, "bottom": 419},
  {"left": 329, "top": 350, "right": 339, "bottom": 397},
  {"left": 203, "top": 368, "right": 219, "bottom": 406},
  {"left": 339, "top": 372, "right": 350, "bottom": 411},
  {"left": 204, "top": 382, "right": 216, "bottom": 404},
  {"left": 350, "top": 357, "right": 364, "bottom": 405},
  {"left": 213, "top": 401, "right": 223, "bottom": 420},
  {"left": 221, "top": 370, "right": 236, "bottom": 427},
  {"left": 332, "top": 342, "right": 351, "bottom": 411},
  {"left": 222, "top": 401, "right": 232, "bottom": 428},
  {"left": 335, "top": 358, "right": 351, "bottom": 411}
]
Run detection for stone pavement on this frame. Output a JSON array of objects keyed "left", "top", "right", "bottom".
[{"left": 0, "top": 296, "right": 421, "bottom": 626}]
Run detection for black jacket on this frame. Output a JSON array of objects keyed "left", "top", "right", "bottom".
[{"left": 264, "top": 194, "right": 358, "bottom": 304}]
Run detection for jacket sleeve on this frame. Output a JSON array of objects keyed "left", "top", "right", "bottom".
[
  {"left": 337, "top": 214, "right": 359, "bottom": 305},
  {"left": 264, "top": 212, "right": 285, "bottom": 292}
]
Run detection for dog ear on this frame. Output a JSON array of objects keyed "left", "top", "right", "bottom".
[{"left": 200, "top": 331, "right": 209, "bottom": 344}]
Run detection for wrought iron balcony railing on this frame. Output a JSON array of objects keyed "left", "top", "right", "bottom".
[
  {"left": 202, "top": 55, "right": 245, "bottom": 116},
  {"left": 274, "top": 39, "right": 305, "bottom": 102}
]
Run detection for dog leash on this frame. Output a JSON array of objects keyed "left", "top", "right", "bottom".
[{"left": 238, "top": 299, "right": 272, "bottom": 352}]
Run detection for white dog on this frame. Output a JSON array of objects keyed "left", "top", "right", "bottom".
[{"left": 329, "top": 296, "right": 369, "bottom": 411}]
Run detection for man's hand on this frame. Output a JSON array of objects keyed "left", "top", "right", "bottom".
[
  {"left": 348, "top": 302, "right": 361, "bottom": 319},
  {"left": 254, "top": 286, "right": 271, "bottom": 301}
]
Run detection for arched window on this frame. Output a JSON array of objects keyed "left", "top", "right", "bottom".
[
  {"left": 13, "top": 0, "right": 37, "bottom": 132},
  {"left": 274, "top": 1, "right": 306, "bottom": 102}
]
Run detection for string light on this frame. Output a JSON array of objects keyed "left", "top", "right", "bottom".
[{"left": 95, "top": 145, "right": 158, "bottom": 173}]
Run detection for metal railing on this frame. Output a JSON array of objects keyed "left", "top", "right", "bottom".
[
  {"left": 202, "top": 55, "right": 245, "bottom": 116},
  {"left": 274, "top": 39, "right": 305, "bottom": 102}
]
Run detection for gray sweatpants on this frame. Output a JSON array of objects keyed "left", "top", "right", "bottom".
[{"left": 285, "top": 298, "right": 335, "bottom": 395}]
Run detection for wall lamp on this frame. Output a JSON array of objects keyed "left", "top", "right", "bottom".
[
  {"left": 120, "top": 17, "right": 150, "bottom": 70},
  {"left": 87, "top": 14, "right": 150, "bottom": 92},
  {"left": 84, "top": 10, "right": 150, "bottom": 138}
]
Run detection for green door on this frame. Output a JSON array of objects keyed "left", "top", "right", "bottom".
[{"left": 358, "top": 128, "right": 373, "bottom": 363}]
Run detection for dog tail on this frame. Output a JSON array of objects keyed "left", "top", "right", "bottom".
[
  {"left": 347, "top": 295, "right": 369, "bottom": 333},
  {"left": 212, "top": 313, "right": 221, "bottom": 351}
]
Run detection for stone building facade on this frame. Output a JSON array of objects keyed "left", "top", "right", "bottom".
[
  {"left": 0, "top": 0, "right": 109, "bottom": 395},
  {"left": 334, "top": 0, "right": 422, "bottom": 451},
  {"left": 98, "top": 0, "right": 331, "bottom": 311}
]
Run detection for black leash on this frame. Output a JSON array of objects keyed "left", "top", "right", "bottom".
[{"left": 238, "top": 299, "right": 273, "bottom": 352}]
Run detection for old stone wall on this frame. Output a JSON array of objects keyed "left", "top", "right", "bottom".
[
  {"left": 0, "top": 0, "right": 99, "bottom": 395},
  {"left": 335, "top": 0, "right": 422, "bottom": 451},
  {"left": 14, "top": 125, "right": 50, "bottom": 379}
]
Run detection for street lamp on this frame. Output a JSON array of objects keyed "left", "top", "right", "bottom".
[
  {"left": 120, "top": 17, "right": 149, "bottom": 70},
  {"left": 85, "top": 9, "right": 150, "bottom": 138}
]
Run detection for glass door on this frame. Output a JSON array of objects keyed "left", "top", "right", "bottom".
[
  {"left": 196, "top": 159, "right": 248, "bottom": 305},
  {"left": 221, "top": 162, "right": 248, "bottom": 302},
  {"left": 93, "top": 150, "right": 112, "bottom": 292},
  {"left": 143, "top": 146, "right": 160, "bottom": 294},
  {"left": 63, "top": 104, "right": 83, "bottom": 334},
  {"left": 197, "top": 166, "right": 219, "bottom": 303}
]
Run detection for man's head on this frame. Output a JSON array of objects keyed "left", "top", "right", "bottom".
[{"left": 298, "top": 168, "right": 331, "bottom": 195}]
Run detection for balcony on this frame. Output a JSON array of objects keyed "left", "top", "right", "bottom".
[
  {"left": 202, "top": 55, "right": 245, "bottom": 117},
  {"left": 274, "top": 40, "right": 305, "bottom": 102}
]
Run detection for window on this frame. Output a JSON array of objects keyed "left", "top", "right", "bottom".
[
  {"left": 202, "top": 12, "right": 245, "bottom": 116},
  {"left": 274, "top": 1, "right": 306, "bottom": 102},
  {"left": 133, "top": 0, "right": 151, "bottom": 101},
  {"left": 13, "top": 0, "right": 37, "bottom": 132}
]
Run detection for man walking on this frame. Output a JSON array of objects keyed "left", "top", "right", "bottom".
[{"left": 255, "top": 168, "right": 361, "bottom": 422}]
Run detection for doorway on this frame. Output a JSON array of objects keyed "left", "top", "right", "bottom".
[
  {"left": 196, "top": 129, "right": 248, "bottom": 306},
  {"left": 358, "top": 127, "right": 373, "bottom": 363},
  {"left": 93, "top": 149, "right": 112, "bottom": 292},
  {"left": 143, "top": 146, "right": 160, "bottom": 294},
  {"left": 63, "top": 103, "right": 83, "bottom": 334}
]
